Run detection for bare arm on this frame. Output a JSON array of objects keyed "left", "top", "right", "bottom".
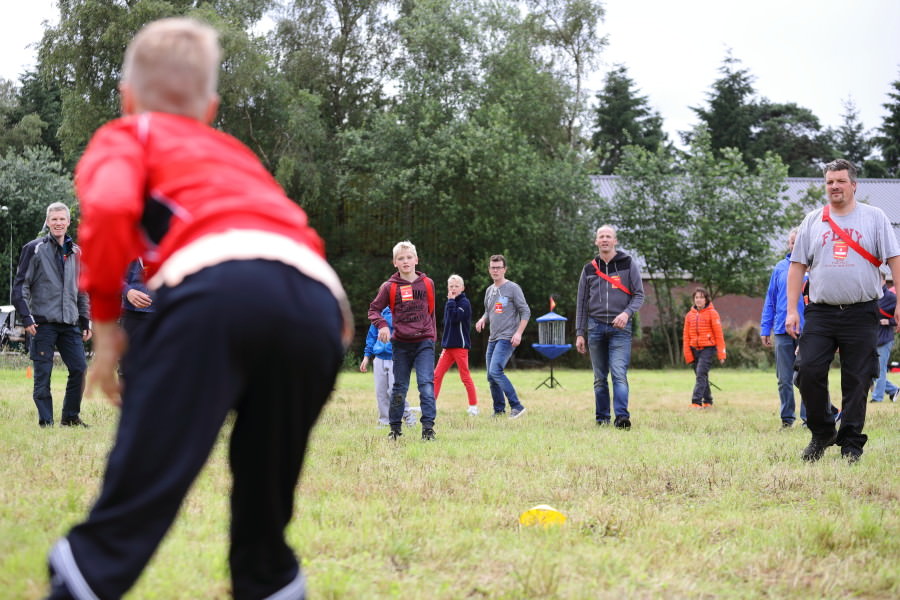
[{"left": 784, "top": 262, "right": 807, "bottom": 338}]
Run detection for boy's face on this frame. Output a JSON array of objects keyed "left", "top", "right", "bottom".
[
  {"left": 393, "top": 250, "right": 418, "bottom": 276},
  {"left": 448, "top": 280, "right": 464, "bottom": 297}
]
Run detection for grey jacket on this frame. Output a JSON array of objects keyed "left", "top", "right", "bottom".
[
  {"left": 575, "top": 250, "right": 644, "bottom": 336},
  {"left": 12, "top": 234, "right": 90, "bottom": 330}
]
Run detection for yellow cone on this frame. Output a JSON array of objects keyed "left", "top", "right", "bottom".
[{"left": 519, "top": 504, "right": 566, "bottom": 527}]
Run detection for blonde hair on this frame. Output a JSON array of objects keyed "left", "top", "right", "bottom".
[
  {"left": 121, "top": 18, "right": 221, "bottom": 120},
  {"left": 392, "top": 240, "right": 417, "bottom": 260},
  {"left": 447, "top": 274, "right": 464, "bottom": 287}
]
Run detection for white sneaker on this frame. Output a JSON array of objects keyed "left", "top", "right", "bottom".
[
  {"left": 467, "top": 405, "right": 479, "bottom": 416},
  {"left": 509, "top": 407, "right": 526, "bottom": 419}
]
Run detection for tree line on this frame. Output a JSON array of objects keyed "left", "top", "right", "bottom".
[{"left": 1, "top": 0, "right": 898, "bottom": 366}]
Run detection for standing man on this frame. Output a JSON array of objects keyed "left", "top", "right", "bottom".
[
  {"left": 786, "top": 159, "right": 900, "bottom": 463},
  {"left": 760, "top": 227, "right": 807, "bottom": 428},
  {"left": 575, "top": 225, "right": 644, "bottom": 429},
  {"left": 12, "top": 202, "right": 92, "bottom": 428},
  {"left": 475, "top": 254, "right": 530, "bottom": 418}
]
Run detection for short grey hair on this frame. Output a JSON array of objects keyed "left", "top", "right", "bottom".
[
  {"left": 823, "top": 159, "right": 857, "bottom": 183},
  {"left": 45, "top": 202, "right": 70, "bottom": 221}
]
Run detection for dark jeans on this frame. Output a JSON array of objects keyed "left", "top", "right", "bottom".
[
  {"left": 49, "top": 260, "right": 343, "bottom": 600},
  {"left": 119, "top": 310, "right": 152, "bottom": 383},
  {"left": 797, "top": 301, "right": 879, "bottom": 451},
  {"left": 391, "top": 339, "right": 436, "bottom": 427},
  {"left": 30, "top": 322, "right": 86, "bottom": 423},
  {"left": 690, "top": 346, "right": 716, "bottom": 404}
]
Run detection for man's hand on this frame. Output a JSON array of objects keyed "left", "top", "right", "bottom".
[
  {"left": 25, "top": 323, "right": 37, "bottom": 335},
  {"left": 575, "top": 335, "right": 586, "bottom": 354},
  {"left": 511, "top": 332, "right": 522, "bottom": 347},
  {"left": 761, "top": 335, "right": 772, "bottom": 347},
  {"left": 611, "top": 312, "right": 629, "bottom": 329},
  {"left": 82, "top": 329, "right": 92, "bottom": 342},
  {"left": 475, "top": 318, "right": 485, "bottom": 333},
  {"left": 377, "top": 326, "right": 390, "bottom": 343},
  {"left": 126, "top": 289, "right": 152, "bottom": 309},
  {"left": 785, "top": 310, "right": 801, "bottom": 339},
  {"left": 86, "top": 321, "right": 126, "bottom": 406}
]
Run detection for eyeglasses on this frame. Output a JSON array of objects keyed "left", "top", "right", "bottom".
[{"left": 489, "top": 266, "right": 505, "bottom": 271}]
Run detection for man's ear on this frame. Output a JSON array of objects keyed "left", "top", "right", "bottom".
[{"left": 203, "top": 94, "right": 220, "bottom": 125}]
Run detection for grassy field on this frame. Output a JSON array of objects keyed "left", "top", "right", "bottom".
[{"left": 1, "top": 363, "right": 898, "bottom": 599}]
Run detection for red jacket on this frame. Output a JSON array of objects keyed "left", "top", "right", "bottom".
[
  {"left": 682, "top": 303, "right": 726, "bottom": 363},
  {"left": 76, "top": 112, "right": 326, "bottom": 321}
]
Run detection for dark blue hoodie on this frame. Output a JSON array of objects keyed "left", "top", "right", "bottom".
[{"left": 441, "top": 292, "right": 472, "bottom": 349}]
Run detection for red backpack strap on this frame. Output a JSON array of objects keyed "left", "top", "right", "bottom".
[
  {"left": 822, "top": 205, "right": 882, "bottom": 268},
  {"left": 592, "top": 259, "right": 632, "bottom": 295},
  {"left": 389, "top": 282, "right": 397, "bottom": 314},
  {"left": 426, "top": 278, "right": 435, "bottom": 314}
]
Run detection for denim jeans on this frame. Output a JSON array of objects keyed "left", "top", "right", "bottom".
[
  {"left": 485, "top": 339, "right": 523, "bottom": 413},
  {"left": 390, "top": 339, "right": 436, "bottom": 427},
  {"left": 587, "top": 319, "right": 632, "bottom": 422},
  {"left": 30, "top": 323, "right": 87, "bottom": 423},
  {"left": 872, "top": 340, "right": 899, "bottom": 401},
  {"left": 774, "top": 333, "right": 801, "bottom": 423}
]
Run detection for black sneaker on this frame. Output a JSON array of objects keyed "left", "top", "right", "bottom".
[
  {"left": 781, "top": 421, "right": 793, "bottom": 429},
  {"left": 801, "top": 433, "right": 837, "bottom": 462},
  {"left": 39, "top": 420, "right": 54, "bottom": 428},
  {"left": 613, "top": 416, "right": 631, "bottom": 430},
  {"left": 841, "top": 448, "right": 862, "bottom": 464},
  {"left": 422, "top": 428, "right": 436, "bottom": 441},
  {"left": 890, "top": 390, "right": 899, "bottom": 403},
  {"left": 388, "top": 429, "right": 402, "bottom": 440},
  {"left": 60, "top": 417, "right": 89, "bottom": 428},
  {"left": 596, "top": 419, "right": 611, "bottom": 426},
  {"left": 492, "top": 411, "right": 506, "bottom": 418}
]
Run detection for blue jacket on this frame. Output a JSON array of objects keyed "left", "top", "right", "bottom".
[
  {"left": 441, "top": 292, "right": 472, "bottom": 349},
  {"left": 122, "top": 259, "right": 154, "bottom": 313},
  {"left": 760, "top": 254, "right": 804, "bottom": 336},
  {"left": 363, "top": 307, "right": 392, "bottom": 360},
  {"left": 877, "top": 285, "right": 897, "bottom": 347}
]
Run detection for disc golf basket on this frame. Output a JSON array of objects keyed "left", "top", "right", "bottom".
[{"left": 532, "top": 311, "right": 571, "bottom": 389}]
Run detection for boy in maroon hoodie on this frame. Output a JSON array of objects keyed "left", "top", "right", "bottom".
[{"left": 368, "top": 241, "right": 437, "bottom": 440}]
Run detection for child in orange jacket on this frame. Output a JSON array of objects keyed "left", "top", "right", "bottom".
[{"left": 683, "top": 288, "right": 726, "bottom": 407}]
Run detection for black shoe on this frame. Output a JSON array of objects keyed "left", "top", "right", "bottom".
[
  {"left": 60, "top": 417, "right": 89, "bottom": 428},
  {"left": 781, "top": 421, "right": 793, "bottom": 429},
  {"left": 492, "top": 411, "right": 506, "bottom": 418},
  {"left": 388, "top": 429, "right": 402, "bottom": 440},
  {"left": 841, "top": 448, "right": 862, "bottom": 464},
  {"left": 614, "top": 416, "right": 631, "bottom": 430},
  {"left": 596, "top": 419, "right": 611, "bottom": 426},
  {"left": 801, "top": 433, "right": 837, "bottom": 462},
  {"left": 39, "top": 420, "right": 54, "bottom": 428},
  {"left": 422, "top": 428, "right": 436, "bottom": 441}
]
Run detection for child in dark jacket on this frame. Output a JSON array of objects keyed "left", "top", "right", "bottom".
[{"left": 434, "top": 274, "right": 479, "bottom": 414}]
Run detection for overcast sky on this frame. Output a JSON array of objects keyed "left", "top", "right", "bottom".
[{"left": 3, "top": 0, "right": 899, "bottom": 146}]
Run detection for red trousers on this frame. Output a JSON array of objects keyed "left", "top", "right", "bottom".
[{"left": 434, "top": 347, "right": 478, "bottom": 405}]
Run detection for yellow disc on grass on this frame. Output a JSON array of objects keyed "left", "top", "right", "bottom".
[{"left": 519, "top": 504, "right": 566, "bottom": 527}]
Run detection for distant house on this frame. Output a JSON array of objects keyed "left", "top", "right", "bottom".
[{"left": 591, "top": 175, "right": 900, "bottom": 329}]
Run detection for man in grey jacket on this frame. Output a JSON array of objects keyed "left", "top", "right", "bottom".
[
  {"left": 12, "top": 202, "right": 92, "bottom": 427},
  {"left": 575, "top": 225, "right": 644, "bottom": 429}
]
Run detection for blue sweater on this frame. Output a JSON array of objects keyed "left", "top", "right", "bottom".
[
  {"left": 441, "top": 292, "right": 472, "bottom": 349},
  {"left": 877, "top": 285, "right": 897, "bottom": 346},
  {"left": 760, "top": 254, "right": 805, "bottom": 336},
  {"left": 363, "top": 307, "right": 393, "bottom": 360}
]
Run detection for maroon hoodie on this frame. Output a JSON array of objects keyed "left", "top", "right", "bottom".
[{"left": 368, "top": 271, "right": 436, "bottom": 343}]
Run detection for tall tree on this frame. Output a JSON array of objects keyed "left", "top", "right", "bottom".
[
  {"left": 590, "top": 64, "right": 666, "bottom": 174},
  {"left": 691, "top": 53, "right": 756, "bottom": 155},
  {"left": 748, "top": 101, "right": 832, "bottom": 177},
  {"left": 832, "top": 98, "right": 871, "bottom": 169},
  {"left": 874, "top": 71, "right": 900, "bottom": 177},
  {"left": 610, "top": 126, "right": 803, "bottom": 365}
]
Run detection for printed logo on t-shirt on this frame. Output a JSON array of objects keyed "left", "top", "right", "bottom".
[
  {"left": 611, "top": 275, "right": 622, "bottom": 283},
  {"left": 494, "top": 296, "right": 508, "bottom": 314},
  {"left": 400, "top": 285, "right": 414, "bottom": 302},
  {"left": 833, "top": 241, "right": 848, "bottom": 260}
]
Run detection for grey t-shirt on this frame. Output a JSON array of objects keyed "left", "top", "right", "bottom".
[
  {"left": 482, "top": 280, "right": 530, "bottom": 342},
  {"left": 791, "top": 202, "right": 899, "bottom": 305}
]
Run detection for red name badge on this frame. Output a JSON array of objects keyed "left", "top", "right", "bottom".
[
  {"left": 400, "top": 285, "right": 413, "bottom": 301},
  {"left": 494, "top": 301, "right": 503, "bottom": 314},
  {"left": 833, "top": 241, "right": 848, "bottom": 260}
]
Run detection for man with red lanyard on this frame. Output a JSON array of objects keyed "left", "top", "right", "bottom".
[
  {"left": 786, "top": 159, "right": 900, "bottom": 464},
  {"left": 575, "top": 225, "right": 644, "bottom": 429}
]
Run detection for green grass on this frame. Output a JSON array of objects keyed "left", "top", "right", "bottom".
[{"left": 1, "top": 365, "right": 898, "bottom": 599}]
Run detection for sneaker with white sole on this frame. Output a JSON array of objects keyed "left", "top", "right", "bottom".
[
  {"left": 509, "top": 407, "right": 526, "bottom": 419},
  {"left": 467, "top": 405, "right": 479, "bottom": 416}
]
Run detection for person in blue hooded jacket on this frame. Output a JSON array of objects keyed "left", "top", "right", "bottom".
[{"left": 360, "top": 307, "right": 418, "bottom": 426}]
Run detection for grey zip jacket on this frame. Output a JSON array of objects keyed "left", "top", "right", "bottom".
[
  {"left": 12, "top": 234, "right": 91, "bottom": 330},
  {"left": 575, "top": 250, "right": 644, "bottom": 336}
]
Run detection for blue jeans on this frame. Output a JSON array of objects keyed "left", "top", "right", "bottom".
[
  {"left": 391, "top": 340, "right": 436, "bottom": 427},
  {"left": 587, "top": 319, "right": 631, "bottom": 422},
  {"left": 872, "top": 340, "right": 899, "bottom": 401},
  {"left": 485, "top": 339, "right": 523, "bottom": 413},
  {"left": 774, "top": 334, "right": 804, "bottom": 423},
  {"left": 30, "top": 323, "right": 87, "bottom": 423}
]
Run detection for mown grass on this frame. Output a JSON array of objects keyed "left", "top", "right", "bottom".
[{"left": 1, "top": 364, "right": 897, "bottom": 599}]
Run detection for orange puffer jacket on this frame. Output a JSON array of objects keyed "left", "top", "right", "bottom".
[{"left": 682, "top": 303, "right": 726, "bottom": 364}]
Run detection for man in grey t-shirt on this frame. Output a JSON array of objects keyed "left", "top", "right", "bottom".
[
  {"left": 786, "top": 159, "right": 900, "bottom": 463},
  {"left": 475, "top": 254, "right": 530, "bottom": 418}
]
